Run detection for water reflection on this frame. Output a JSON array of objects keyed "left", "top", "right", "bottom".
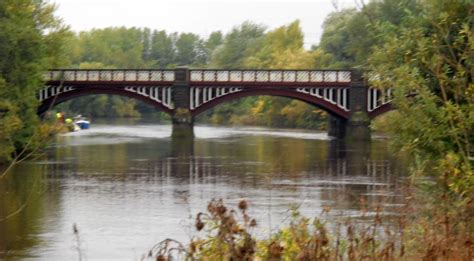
[
  {"left": 0, "top": 164, "right": 61, "bottom": 260},
  {"left": 0, "top": 124, "right": 405, "bottom": 260}
]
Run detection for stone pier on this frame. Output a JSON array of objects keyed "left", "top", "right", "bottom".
[
  {"left": 171, "top": 67, "right": 194, "bottom": 139},
  {"left": 327, "top": 70, "right": 371, "bottom": 141}
]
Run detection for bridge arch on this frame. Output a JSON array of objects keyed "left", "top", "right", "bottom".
[
  {"left": 37, "top": 86, "right": 173, "bottom": 115},
  {"left": 190, "top": 88, "right": 351, "bottom": 120},
  {"left": 368, "top": 103, "right": 394, "bottom": 119},
  {"left": 366, "top": 87, "right": 394, "bottom": 119}
]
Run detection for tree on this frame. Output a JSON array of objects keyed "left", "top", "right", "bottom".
[
  {"left": 317, "top": 0, "right": 419, "bottom": 69},
  {"left": 204, "top": 31, "right": 223, "bottom": 60},
  {"left": 368, "top": 0, "right": 473, "bottom": 196},
  {"left": 0, "top": 0, "right": 70, "bottom": 162},
  {"left": 74, "top": 27, "right": 146, "bottom": 68},
  {"left": 243, "top": 21, "right": 325, "bottom": 129},
  {"left": 210, "top": 22, "right": 266, "bottom": 69},
  {"left": 175, "top": 33, "right": 205, "bottom": 66},
  {"left": 61, "top": 27, "right": 163, "bottom": 117},
  {"left": 200, "top": 21, "right": 328, "bottom": 129},
  {"left": 246, "top": 20, "right": 314, "bottom": 69},
  {"left": 150, "top": 30, "right": 176, "bottom": 68},
  {"left": 198, "top": 22, "right": 266, "bottom": 125}
]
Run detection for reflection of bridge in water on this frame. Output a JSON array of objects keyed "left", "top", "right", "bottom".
[
  {"left": 39, "top": 68, "right": 394, "bottom": 140},
  {"left": 41, "top": 134, "right": 403, "bottom": 221},
  {"left": 146, "top": 139, "right": 401, "bottom": 212},
  {"left": 161, "top": 157, "right": 394, "bottom": 188}
]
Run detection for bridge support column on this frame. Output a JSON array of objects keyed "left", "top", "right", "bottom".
[
  {"left": 328, "top": 116, "right": 346, "bottom": 139},
  {"left": 346, "top": 71, "right": 371, "bottom": 142},
  {"left": 171, "top": 134, "right": 194, "bottom": 158},
  {"left": 172, "top": 67, "right": 194, "bottom": 139}
]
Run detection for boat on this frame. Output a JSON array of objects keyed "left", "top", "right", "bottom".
[{"left": 73, "top": 115, "right": 91, "bottom": 130}]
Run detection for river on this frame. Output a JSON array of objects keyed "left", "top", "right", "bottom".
[{"left": 0, "top": 122, "right": 407, "bottom": 260}]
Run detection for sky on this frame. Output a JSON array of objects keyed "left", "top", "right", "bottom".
[{"left": 51, "top": 0, "right": 358, "bottom": 47}]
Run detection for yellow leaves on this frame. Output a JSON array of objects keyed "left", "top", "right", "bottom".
[
  {"left": 36, "top": 122, "right": 59, "bottom": 140},
  {"left": 271, "top": 49, "right": 314, "bottom": 70},
  {"left": 312, "top": 109, "right": 326, "bottom": 117},
  {"left": 265, "top": 20, "right": 304, "bottom": 52},
  {"left": 280, "top": 100, "right": 307, "bottom": 119},
  {"left": 438, "top": 152, "right": 473, "bottom": 196},
  {"left": 0, "top": 100, "right": 22, "bottom": 136},
  {"left": 78, "top": 62, "right": 109, "bottom": 69},
  {"left": 244, "top": 20, "right": 314, "bottom": 70},
  {"left": 311, "top": 48, "right": 334, "bottom": 68},
  {"left": 251, "top": 99, "right": 266, "bottom": 116}
]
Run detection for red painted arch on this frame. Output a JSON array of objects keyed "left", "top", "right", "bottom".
[
  {"left": 190, "top": 88, "right": 351, "bottom": 119},
  {"left": 368, "top": 103, "right": 394, "bottom": 119},
  {"left": 37, "top": 86, "right": 173, "bottom": 115}
]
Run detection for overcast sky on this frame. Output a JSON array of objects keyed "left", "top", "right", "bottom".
[{"left": 51, "top": 0, "right": 357, "bottom": 47}]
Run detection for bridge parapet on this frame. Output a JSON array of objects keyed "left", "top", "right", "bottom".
[
  {"left": 44, "top": 69, "right": 353, "bottom": 85},
  {"left": 44, "top": 69, "right": 175, "bottom": 83},
  {"left": 189, "top": 69, "right": 351, "bottom": 85}
]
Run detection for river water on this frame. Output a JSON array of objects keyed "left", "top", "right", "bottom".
[{"left": 0, "top": 122, "right": 406, "bottom": 260}]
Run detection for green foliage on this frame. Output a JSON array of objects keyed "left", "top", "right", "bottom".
[
  {"left": 246, "top": 20, "right": 314, "bottom": 69},
  {"left": 368, "top": 0, "right": 473, "bottom": 197},
  {"left": 210, "top": 21, "right": 266, "bottom": 69},
  {"left": 0, "top": 0, "right": 69, "bottom": 161},
  {"left": 204, "top": 31, "right": 224, "bottom": 64},
  {"left": 318, "top": 8, "right": 361, "bottom": 68},
  {"left": 0, "top": 93, "right": 22, "bottom": 162},
  {"left": 149, "top": 30, "right": 175, "bottom": 68},
  {"left": 60, "top": 27, "right": 218, "bottom": 118},
  {"left": 175, "top": 33, "right": 206, "bottom": 66},
  {"left": 70, "top": 27, "right": 144, "bottom": 68},
  {"left": 316, "top": 0, "right": 419, "bottom": 69},
  {"left": 199, "top": 21, "right": 328, "bottom": 129}
]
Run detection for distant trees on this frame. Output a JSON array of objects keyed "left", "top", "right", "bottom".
[
  {"left": 210, "top": 22, "right": 266, "bottom": 69},
  {"left": 313, "top": 0, "right": 419, "bottom": 69},
  {"left": 194, "top": 21, "right": 329, "bottom": 129},
  {"left": 67, "top": 27, "right": 223, "bottom": 70},
  {"left": 59, "top": 27, "right": 224, "bottom": 118}
]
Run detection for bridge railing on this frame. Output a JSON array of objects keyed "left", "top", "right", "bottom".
[
  {"left": 189, "top": 70, "right": 352, "bottom": 83},
  {"left": 44, "top": 69, "right": 353, "bottom": 84},
  {"left": 44, "top": 69, "right": 175, "bottom": 82}
]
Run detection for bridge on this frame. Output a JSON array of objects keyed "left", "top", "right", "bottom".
[{"left": 39, "top": 67, "right": 393, "bottom": 140}]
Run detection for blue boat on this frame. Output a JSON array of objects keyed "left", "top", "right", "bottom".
[{"left": 74, "top": 115, "right": 90, "bottom": 130}]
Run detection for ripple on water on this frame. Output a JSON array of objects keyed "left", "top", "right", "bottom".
[
  {"left": 195, "top": 125, "right": 330, "bottom": 140},
  {"left": 58, "top": 124, "right": 329, "bottom": 147}
]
